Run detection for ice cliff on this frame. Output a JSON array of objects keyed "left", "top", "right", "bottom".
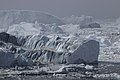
[{"left": 0, "top": 32, "right": 99, "bottom": 67}]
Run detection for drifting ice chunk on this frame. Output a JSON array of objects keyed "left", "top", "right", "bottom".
[
  {"left": 0, "top": 50, "right": 15, "bottom": 67},
  {"left": 0, "top": 32, "right": 19, "bottom": 45},
  {"left": 80, "top": 23, "right": 101, "bottom": 29},
  {"left": 63, "top": 15, "right": 94, "bottom": 24},
  {"left": 0, "top": 50, "right": 33, "bottom": 67},
  {"left": 66, "top": 40, "right": 99, "bottom": 64}
]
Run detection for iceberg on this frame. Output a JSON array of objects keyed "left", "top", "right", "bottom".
[
  {"left": 18, "top": 35, "right": 99, "bottom": 64},
  {"left": 0, "top": 10, "right": 100, "bottom": 68},
  {"left": 0, "top": 10, "right": 64, "bottom": 31},
  {"left": 0, "top": 32, "right": 99, "bottom": 67},
  {"left": 67, "top": 40, "right": 99, "bottom": 64},
  {"left": 7, "top": 22, "right": 64, "bottom": 37},
  {"left": 0, "top": 49, "right": 33, "bottom": 67},
  {"left": 80, "top": 22, "right": 101, "bottom": 29}
]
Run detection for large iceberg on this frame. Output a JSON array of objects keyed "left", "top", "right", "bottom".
[
  {"left": 25, "top": 38, "right": 99, "bottom": 64},
  {"left": 0, "top": 32, "right": 99, "bottom": 67},
  {"left": 0, "top": 10, "right": 100, "bottom": 68},
  {"left": 0, "top": 10, "right": 64, "bottom": 31}
]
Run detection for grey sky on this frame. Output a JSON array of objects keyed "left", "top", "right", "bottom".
[{"left": 0, "top": 0, "right": 120, "bottom": 19}]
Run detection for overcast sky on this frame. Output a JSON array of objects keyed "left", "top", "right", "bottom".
[{"left": 0, "top": 0, "right": 120, "bottom": 19}]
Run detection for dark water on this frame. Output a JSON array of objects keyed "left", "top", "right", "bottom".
[
  {"left": 0, "top": 62, "right": 120, "bottom": 80},
  {"left": 0, "top": 76, "right": 115, "bottom": 80}
]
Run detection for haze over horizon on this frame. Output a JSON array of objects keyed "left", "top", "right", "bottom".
[{"left": 0, "top": 0, "right": 120, "bottom": 19}]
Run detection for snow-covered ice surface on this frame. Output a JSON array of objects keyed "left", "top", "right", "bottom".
[{"left": 0, "top": 10, "right": 120, "bottom": 80}]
